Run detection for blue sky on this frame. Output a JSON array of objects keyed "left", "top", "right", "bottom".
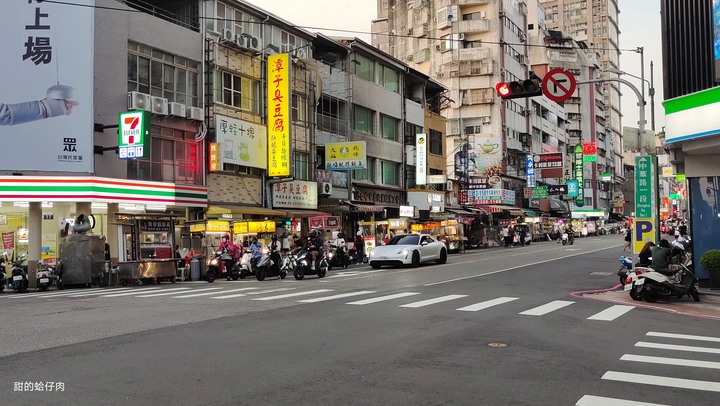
[{"left": 250, "top": 0, "right": 664, "bottom": 131}]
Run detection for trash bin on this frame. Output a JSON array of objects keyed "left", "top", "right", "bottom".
[{"left": 190, "top": 258, "right": 200, "bottom": 281}]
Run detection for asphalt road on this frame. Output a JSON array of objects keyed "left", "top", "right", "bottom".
[{"left": 1, "top": 235, "right": 718, "bottom": 405}]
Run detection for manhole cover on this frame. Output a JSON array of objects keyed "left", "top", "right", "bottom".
[{"left": 487, "top": 342, "right": 508, "bottom": 348}]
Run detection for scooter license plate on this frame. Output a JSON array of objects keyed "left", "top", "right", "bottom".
[
  {"left": 40, "top": 278, "right": 49, "bottom": 283},
  {"left": 13, "top": 275, "right": 22, "bottom": 281},
  {"left": 624, "top": 283, "right": 632, "bottom": 291},
  {"left": 635, "top": 278, "right": 644, "bottom": 285}
]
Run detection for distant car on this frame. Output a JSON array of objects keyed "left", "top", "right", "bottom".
[{"left": 368, "top": 234, "right": 448, "bottom": 269}]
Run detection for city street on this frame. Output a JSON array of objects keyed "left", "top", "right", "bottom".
[{"left": 1, "top": 234, "right": 718, "bottom": 405}]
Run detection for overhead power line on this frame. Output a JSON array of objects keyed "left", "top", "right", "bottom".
[{"left": 44, "top": 0, "right": 637, "bottom": 54}]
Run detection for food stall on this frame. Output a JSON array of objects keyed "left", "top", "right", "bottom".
[
  {"left": 233, "top": 220, "right": 276, "bottom": 247},
  {"left": 188, "top": 220, "right": 231, "bottom": 258},
  {"left": 116, "top": 214, "right": 178, "bottom": 285}
]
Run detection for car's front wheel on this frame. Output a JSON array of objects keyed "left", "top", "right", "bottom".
[{"left": 411, "top": 251, "right": 420, "bottom": 268}]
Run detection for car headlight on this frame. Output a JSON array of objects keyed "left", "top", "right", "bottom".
[
  {"left": 400, "top": 250, "right": 408, "bottom": 256},
  {"left": 369, "top": 251, "right": 375, "bottom": 257}
]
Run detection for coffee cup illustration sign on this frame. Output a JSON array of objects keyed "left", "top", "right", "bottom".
[{"left": 481, "top": 142, "right": 499, "bottom": 153}]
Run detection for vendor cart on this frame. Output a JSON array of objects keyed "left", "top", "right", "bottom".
[{"left": 116, "top": 214, "right": 178, "bottom": 285}]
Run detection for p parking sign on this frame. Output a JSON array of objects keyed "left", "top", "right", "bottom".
[{"left": 633, "top": 218, "right": 656, "bottom": 254}]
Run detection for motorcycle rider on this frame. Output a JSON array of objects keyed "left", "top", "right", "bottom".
[
  {"left": 219, "top": 233, "right": 239, "bottom": 274},
  {"left": 307, "top": 230, "right": 324, "bottom": 270},
  {"left": 650, "top": 239, "right": 673, "bottom": 271},
  {"left": 354, "top": 231, "right": 365, "bottom": 262},
  {"left": 249, "top": 237, "right": 263, "bottom": 268}
]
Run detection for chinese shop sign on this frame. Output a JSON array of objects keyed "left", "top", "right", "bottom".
[{"left": 267, "top": 53, "right": 291, "bottom": 177}]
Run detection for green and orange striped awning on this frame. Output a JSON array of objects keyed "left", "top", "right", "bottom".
[{"left": 0, "top": 176, "right": 207, "bottom": 207}]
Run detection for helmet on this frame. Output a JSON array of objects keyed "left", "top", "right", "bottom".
[
  {"left": 222, "top": 233, "right": 230, "bottom": 240},
  {"left": 252, "top": 236, "right": 258, "bottom": 243},
  {"left": 309, "top": 230, "right": 318, "bottom": 238},
  {"left": 271, "top": 234, "right": 278, "bottom": 240}
]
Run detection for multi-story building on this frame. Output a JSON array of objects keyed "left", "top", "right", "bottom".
[
  {"left": 539, "top": 0, "right": 624, "bottom": 198},
  {"left": 660, "top": 0, "right": 719, "bottom": 285},
  {"left": 373, "top": 0, "right": 573, "bottom": 219}
]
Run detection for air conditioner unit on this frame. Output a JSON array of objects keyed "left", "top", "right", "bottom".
[
  {"left": 318, "top": 182, "right": 332, "bottom": 196},
  {"left": 481, "top": 116, "right": 491, "bottom": 124},
  {"left": 168, "top": 102, "right": 186, "bottom": 118},
  {"left": 221, "top": 29, "right": 234, "bottom": 42},
  {"left": 127, "top": 91, "right": 151, "bottom": 111},
  {"left": 186, "top": 106, "right": 205, "bottom": 121},
  {"left": 480, "top": 11, "right": 487, "bottom": 19},
  {"left": 151, "top": 96, "right": 168, "bottom": 115}
]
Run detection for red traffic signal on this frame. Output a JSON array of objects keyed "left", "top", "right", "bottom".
[{"left": 495, "top": 78, "right": 543, "bottom": 100}]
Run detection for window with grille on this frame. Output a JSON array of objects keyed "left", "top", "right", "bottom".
[
  {"left": 127, "top": 126, "right": 202, "bottom": 185},
  {"left": 215, "top": 71, "right": 260, "bottom": 113},
  {"left": 127, "top": 42, "right": 200, "bottom": 107}
]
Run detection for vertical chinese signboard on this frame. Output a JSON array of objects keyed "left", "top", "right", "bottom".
[
  {"left": 573, "top": 144, "right": 584, "bottom": 206},
  {"left": 267, "top": 53, "right": 291, "bottom": 177},
  {"left": 416, "top": 134, "right": 427, "bottom": 185},
  {"left": 208, "top": 142, "right": 220, "bottom": 172},
  {"left": 634, "top": 156, "right": 658, "bottom": 253},
  {"left": 525, "top": 154, "right": 535, "bottom": 187}
]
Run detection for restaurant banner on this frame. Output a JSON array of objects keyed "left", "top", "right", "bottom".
[{"left": 267, "top": 53, "right": 291, "bottom": 177}]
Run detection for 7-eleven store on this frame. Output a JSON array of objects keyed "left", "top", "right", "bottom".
[{"left": 0, "top": 176, "right": 207, "bottom": 271}]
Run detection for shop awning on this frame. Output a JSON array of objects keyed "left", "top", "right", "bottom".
[
  {"left": 486, "top": 205, "right": 524, "bottom": 216},
  {"left": 523, "top": 209, "right": 538, "bottom": 216},
  {"left": 206, "top": 205, "right": 286, "bottom": 217},
  {"left": 285, "top": 210, "right": 332, "bottom": 218},
  {"left": 445, "top": 208, "right": 475, "bottom": 216},
  {"left": 345, "top": 202, "right": 385, "bottom": 212}
]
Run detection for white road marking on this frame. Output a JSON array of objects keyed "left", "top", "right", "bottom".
[
  {"left": 7, "top": 288, "right": 108, "bottom": 299},
  {"left": 456, "top": 297, "right": 519, "bottom": 312},
  {"left": 635, "top": 341, "right": 720, "bottom": 355},
  {"left": 587, "top": 305, "right": 635, "bottom": 321},
  {"left": 134, "top": 288, "right": 192, "bottom": 297},
  {"left": 647, "top": 331, "right": 720, "bottom": 343},
  {"left": 245, "top": 287, "right": 295, "bottom": 295},
  {"left": 399, "top": 294, "right": 468, "bottom": 308},
  {"left": 209, "top": 288, "right": 278, "bottom": 299},
  {"left": 621, "top": 354, "right": 720, "bottom": 370},
  {"left": 298, "top": 291, "right": 376, "bottom": 303},
  {"left": 519, "top": 300, "right": 574, "bottom": 316},
  {"left": 602, "top": 371, "right": 720, "bottom": 392},
  {"left": 170, "top": 287, "right": 224, "bottom": 298},
  {"left": 98, "top": 288, "right": 166, "bottom": 298},
  {"left": 66, "top": 289, "right": 132, "bottom": 297},
  {"left": 253, "top": 289, "right": 333, "bottom": 301},
  {"left": 346, "top": 292, "right": 420, "bottom": 305},
  {"left": 424, "top": 245, "right": 619, "bottom": 286},
  {"left": 576, "top": 394, "right": 669, "bottom": 406}
]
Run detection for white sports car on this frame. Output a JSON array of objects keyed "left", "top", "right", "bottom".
[{"left": 368, "top": 234, "right": 448, "bottom": 269}]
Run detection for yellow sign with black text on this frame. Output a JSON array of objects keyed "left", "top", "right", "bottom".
[
  {"left": 633, "top": 218, "right": 656, "bottom": 254},
  {"left": 267, "top": 53, "right": 291, "bottom": 177}
]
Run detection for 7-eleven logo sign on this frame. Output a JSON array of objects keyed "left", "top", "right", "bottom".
[{"left": 120, "top": 111, "right": 145, "bottom": 145}]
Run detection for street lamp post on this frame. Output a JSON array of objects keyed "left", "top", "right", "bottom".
[{"left": 606, "top": 63, "right": 656, "bottom": 132}]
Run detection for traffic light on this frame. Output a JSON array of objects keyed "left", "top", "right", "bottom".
[{"left": 495, "top": 78, "right": 543, "bottom": 100}]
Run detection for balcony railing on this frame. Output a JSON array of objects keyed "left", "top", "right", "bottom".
[{"left": 458, "top": 19, "right": 491, "bottom": 34}]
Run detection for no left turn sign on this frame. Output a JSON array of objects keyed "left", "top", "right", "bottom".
[{"left": 541, "top": 68, "right": 577, "bottom": 103}]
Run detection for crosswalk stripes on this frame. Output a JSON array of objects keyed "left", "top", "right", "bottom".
[
  {"left": 576, "top": 330, "right": 720, "bottom": 404},
  {"left": 297, "top": 291, "right": 376, "bottom": 303},
  {"left": 456, "top": 297, "right": 519, "bottom": 312},
  {"left": 620, "top": 354, "right": 720, "bottom": 370},
  {"left": 346, "top": 292, "right": 420, "bottom": 305},
  {"left": 399, "top": 294, "right": 468, "bottom": 308},
  {"left": 519, "top": 300, "right": 574, "bottom": 316},
  {"left": 576, "top": 395, "right": 669, "bottom": 406},
  {"left": 1, "top": 285, "right": 649, "bottom": 323},
  {"left": 252, "top": 289, "right": 333, "bottom": 301},
  {"left": 5, "top": 287, "right": 109, "bottom": 299},
  {"left": 601, "top": 371, "right": 720, "bottom": 392},
  {"left": 586, "top": 305, "right": 634, "bottom": 321}
]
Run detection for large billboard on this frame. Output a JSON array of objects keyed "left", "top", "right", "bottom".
[
  {"left": 215, "top": 115, "right": 267, "bottom": 169},
  {"left": 0, "top": 1, "right": 94, "bottom": 172},
  {"left": 471, "top": 134, "right": 503, "bottom": 189}
]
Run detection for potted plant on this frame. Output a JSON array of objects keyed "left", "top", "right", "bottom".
[{"left": 699, "top": 249, "right": 720, "bottom": 289}]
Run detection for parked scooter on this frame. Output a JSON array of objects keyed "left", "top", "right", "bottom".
[
  {"left": 36, "top": 261, "right": 56, "bottom": 291},
  {"left": 293, "top": 248, "right": 328, "bottom": 280},
  {"left": 256, "top": 248, "right": 286, "bottom": 281},
  {"left": 635, "top": 262, "right": 700, "bottom": 303},
  {"left": 11, "top": 255, "right": 29, "bottom": 293},
  {"left": 0, "top": 254, "right": 7, "bottom": 292}
]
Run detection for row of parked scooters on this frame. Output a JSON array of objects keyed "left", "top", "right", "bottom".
[
  {"left": 617, "top": 237, "right": 700, "bottom": 303},
  {"left": 0, "top": 254, "right": 58, "bottom": 293},
  {"left": 204, "top": 242, "right": 368, "bottom": 283}
]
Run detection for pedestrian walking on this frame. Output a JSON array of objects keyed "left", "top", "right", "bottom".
[{"left": 623, "top": 228, "right": 632, "bottom": 251}]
